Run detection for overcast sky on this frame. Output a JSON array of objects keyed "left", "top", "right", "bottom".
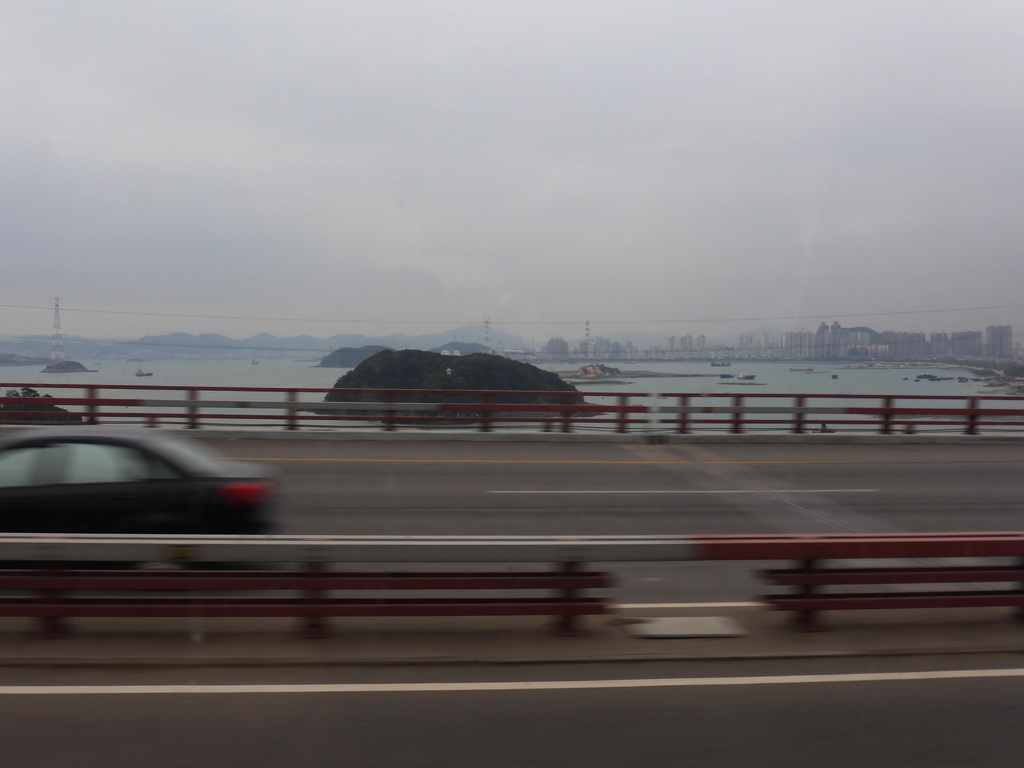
[{"left": 3, "top": 1, "right": 1023, "bottom": 344}]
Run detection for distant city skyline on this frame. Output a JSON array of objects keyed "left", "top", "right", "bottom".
[
  {"left": 541, "top": 322, "right": 1017, "bottom": 361},
  {"left": 0, "top": 313, "right": 1018, "bottom": 364},
  {"left": 0, "top": 299, "right": 1019, "bottom": 347}
]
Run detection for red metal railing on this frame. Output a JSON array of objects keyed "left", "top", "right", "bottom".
[
  {"left": 689, "top": 531, "right": 1024, "bottom": 559},
  {"left": 2, "top": 382, "right": 1024, "bottom": 434},
  {"left": 687, "top": 532, "right": 1024, "bottom": 631}
]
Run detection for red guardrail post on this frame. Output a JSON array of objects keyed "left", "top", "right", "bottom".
[
  {"left": 187, "top": 389, "right": 200, "bottom": 430},
  {"left": 880, "top": 397, "right": 893, "bottom": 434},
  {"left": 793, "top": 395, "right": 806, "bottom": 434},
  {"left": 383, "top": 391, "right": 397, "bottom": 432},
  {"left": 617, "top": 395, "right": 630, "bottom": 434},
  {"left": 732, "top": 395, "right": 744, "bottom": 434},
  {"left": 479, "top": 393, "right": 493, "bottom": 433},
  {"left": 85, "top": 386, "right": 99, "bottom": 425},
  {"left": 301, "top": 562, "right": 329, "bottom": 639},
  {"left": 553, "top": 561, "right": 580, "bottom": 636},
  {"left": 677, "top": 395, "right": 690, "bottom": 434},
  {"left": 286, "top": 390, "right": 298, "bottom": 431},
  {"left": 1016, "top": 556, "right": 1024, "bottom": 623},
  {"left": 966, "top": 396, "right": 979, "bottom": 435},
  {"left": 561, "top": 393, "right": 574, "bottom": 433},
  {"left": 34, "top": 563, "right": 68, "bottom": 639},
  {"left": 795, "top": 558, "right": 820, "bottom": 632}
]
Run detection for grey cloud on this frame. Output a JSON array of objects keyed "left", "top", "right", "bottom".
[{"left": 2, "top": 1, "right": 1024, "bottom": 342}]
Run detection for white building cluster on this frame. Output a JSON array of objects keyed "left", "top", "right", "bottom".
[{"left": 536, "top": 323, "right": 1016, "bottom": 362}]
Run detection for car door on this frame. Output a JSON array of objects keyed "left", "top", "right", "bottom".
[
  {"left": 40, "top": 440, "right": 206, "bottom": 533},
  {"left": 0, "top": 442, "right": 65, "bottom": 532}
]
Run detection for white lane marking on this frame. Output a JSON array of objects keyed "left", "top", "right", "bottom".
[
  {"left": 4, "top": 669, "right": 1024, "bottom": 695},
  {"left": 488, "top": 489, "right": 880, "bottom": 494},
  {"left": 618, "top": 602, "right": 760, "bottom": 608}
]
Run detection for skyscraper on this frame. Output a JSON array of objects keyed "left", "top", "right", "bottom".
[{"left": 986, "top": 326, "right": 1012, "bottom": 359}]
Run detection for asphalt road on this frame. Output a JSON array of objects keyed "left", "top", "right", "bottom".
[
  {"left": 4, "top": 656, "right": 1024, "bottom": 768},
  {"left": 4, "top": 440, "right": 1024, "bottom": 767},
  {"left": 215, "top": 440, "right": 1024, "bottom": 535},
  {"left": 209, "top": 439, "right": 1024, "bottom": 601}
]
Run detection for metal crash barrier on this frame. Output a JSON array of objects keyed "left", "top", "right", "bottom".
[
  {"left": 692, "top": 532, "right": 1024, "bottom": 631},
  {"left": 4, "top": 532, "right": 1024, "bottom": 637},
  {"left": 0, "top": 534, "right": 697, "bottom": 638}
]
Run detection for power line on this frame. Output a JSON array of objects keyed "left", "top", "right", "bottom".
[
  {"left": 0, "top": 304, "right": 462, "bottom": 325},
  {"left": 8, "top": 265, "right": 1024, "bottom": 290},
  {"left": 0, "top": 302, "right": 1021, "bottom": 328}
]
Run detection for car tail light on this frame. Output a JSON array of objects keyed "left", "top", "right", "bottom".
[{"left": 219, "top": 482, "right": 272, "bottom": 505}]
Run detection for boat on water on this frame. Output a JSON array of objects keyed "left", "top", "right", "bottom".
[
  {"left": 135, "top": 369, "right": 153, "bottom": 377},
  {"left": 710, "top": 362, "right": 732, "bottom": 367},
  {"left": 719, "top": 373, "right": 735, "bottom": 379},
  {"left": 737, "top": 374, "right": 756, "bottom": 381},
  {"left": 790, "top": 367, "right": 813, "bottom": 372}
]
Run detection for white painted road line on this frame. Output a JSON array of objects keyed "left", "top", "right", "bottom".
[
  {"left": 618, "top": 602, "right": 760, "bottom": 609},
  {"left": 488, "top": 489, "right": 880, "bottom": 494},
  {"left": 4, "top": 669, "right": 1024, "bottom": 695}
]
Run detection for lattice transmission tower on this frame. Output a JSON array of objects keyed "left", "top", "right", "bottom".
[{"left": 51, "top": 297, "right": 65, "bottom": 366}]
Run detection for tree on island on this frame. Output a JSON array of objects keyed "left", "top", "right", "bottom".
[
  {"left": 0, "top": 387, "right": 83, "bottom": 423},
  {"left": 316, "top": 345, "right": 393, "bottom": 368},
  {"left": 431, "top": 342, "right": 493, "bottom": 355},
  {"left": 40, "top": 360, "right": 96, "bottom": 373},
  {"left": 323, "top": 350, "right": 582, "bottom": 415}
]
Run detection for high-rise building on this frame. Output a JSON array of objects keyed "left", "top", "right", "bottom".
[
  {"left": 929, "top": 333, "right": 950, "bottom": 357},
  {"left": 783, "top": 330, "right": 814, "bottom": 359},
  {"left": 951, "top": 331, "right": 983, "bottom": 358},
  {"left": 543, "top": 337, "right": 569, "bottom": 356},
  {"left": 880, "top": 331, "right": 927, "bottom": 359},
  {"left": 986, "top": 326, "right": 1013, "bottom": 359}
]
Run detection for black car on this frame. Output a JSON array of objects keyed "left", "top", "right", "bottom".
[{"left": 0, "top": 427, "right": 276, "bottom": 535}]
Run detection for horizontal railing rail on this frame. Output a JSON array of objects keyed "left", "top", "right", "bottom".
[
  {"left": 0, "top": 533, "right": 698, "bottom": 563},
  {"left": 6, "top": 531, "right": 1024, "bottom": 563},
  {"left": 690, "top": 531, "right": 1024, "bottom": 559},
  {"left": 2, "top": 382, "right": 1024, "bottom": 434}
]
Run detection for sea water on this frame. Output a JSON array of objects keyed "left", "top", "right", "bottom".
[
  {"left": 1, "top": 358, "right": 1010, "bottom": 432},
  {"left": 3, "top": 358, "right": 996, "bottom": 396},
  {"left": 535, "top": 361, "right": 1010, "bottom": 432}
]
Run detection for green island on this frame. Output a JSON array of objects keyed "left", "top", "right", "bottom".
[
  {"left": 0, "top": 387, "right": 83, "bottom": 423},
  {"left": 315, "top": 345, "right": 393, "bottom": 368},
  {"left": 322, "top": 350, "right": 581, "bottom": 416}
]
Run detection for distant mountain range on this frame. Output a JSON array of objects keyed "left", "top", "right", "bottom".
[{"left": 0, "top": 325, "right": 533, "bottom": 361}]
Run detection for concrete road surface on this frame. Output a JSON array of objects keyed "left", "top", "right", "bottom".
[
  {"left": 3, "top": 440, "right": 1024, "bottom": 766},
  {"left": 208, "top": 439, "right": 1024, "bottom": 601},
  {"left": 3, "top": 656, "right": 1023, "bottom": 768}
]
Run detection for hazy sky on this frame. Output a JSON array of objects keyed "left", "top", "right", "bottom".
[{"left": 3, "top": 1, "right": 1024, "bottom": 343}]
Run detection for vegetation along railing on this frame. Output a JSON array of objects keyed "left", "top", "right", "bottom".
[{"left": 2, "top": 382, "right": 1024, "bottom": 435}]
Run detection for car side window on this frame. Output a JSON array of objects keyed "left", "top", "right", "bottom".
[
  {"left": 53, "top": 443, "right": 180, "bottom": 484},
  {"left": 0, "top": 446, "right": 48, "bottom": 487}
]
